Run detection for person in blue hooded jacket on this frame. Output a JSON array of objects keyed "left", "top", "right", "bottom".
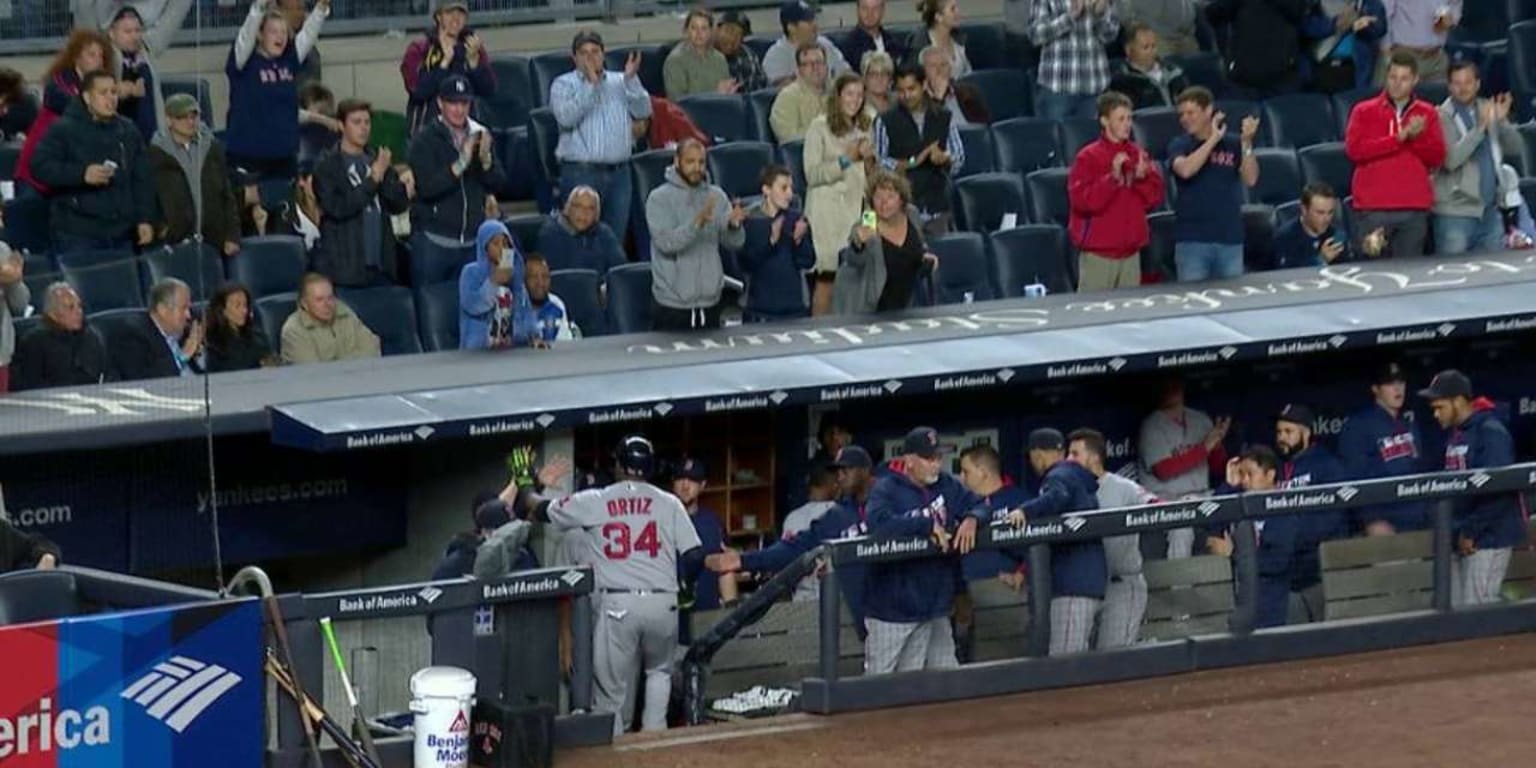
[
  {"left": 1420, "top": 369, "right": 1528, "bottom": 607},
  {"left": 459, "top": 219, "right": 536, "bottom": 350},
  {"left": 1338, "top": 362, "right": 1427, "bottom": 535},
  {"left": 862, "top": 426, "right": 987, "bottom": 674},
  {"left": 1274, "top": 403, "right": 1347, "bottom": 625},
  {"left": 739, "top": 164, "right": 816, "bottom": 322}
]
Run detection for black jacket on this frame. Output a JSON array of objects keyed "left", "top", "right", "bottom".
[
  {"left": 880, "top": 103, "right": 954, "bottom": 215},
  {"left": 205, "top": 326, "right": 272, "bottom": 372},
  {"left": 148, "top": 130, "right": 243, "bottom": 249},
  {"left": 1, "top": 519, "right": 59, "bottom": 573},
  {"left": 11, "top": 322, "right": 113, "bottom": 391},
  {"left": 111, "top": 312, "right": 198, "bottom": 382},
  {"left": 408, "top": 119, "right": 506, "bottom": 243},
  {"left": 840, "top": 26, "right": 907, "bottom": 72},
  {"left": 1108, "top": 60, "right": 1191, "bottom": 111},
  {"left": 31, "top": 99, "right": 156, "bottom": 242},
  {"left": 1206, "top": 0, "right": 1311, "bottom": 88},
  {"left": 312, "top": 147, "right": 412, "bottom": 286}
]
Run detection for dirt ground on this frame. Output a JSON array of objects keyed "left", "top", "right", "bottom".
[{"left": 561, "top": 633, "right": 1536, "bottom": 767}]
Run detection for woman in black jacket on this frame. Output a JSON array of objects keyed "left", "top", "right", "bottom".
[{"left": 205, "top": 283, "right": 275, "bottom": 372}]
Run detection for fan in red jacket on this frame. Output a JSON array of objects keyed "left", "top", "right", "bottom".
[
  {"left": 1344, "top": 52, "right": 1446, "bottom": 260},
  {"left": 1067, "top": 90, "right": 1165, "bottom": 292}
]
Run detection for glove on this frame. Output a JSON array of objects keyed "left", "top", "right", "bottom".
[{"left": 506, "top": 444, "right": 538, "bottom": 489}]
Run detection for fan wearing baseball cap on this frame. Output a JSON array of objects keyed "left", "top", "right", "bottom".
[
  {"left": 400, "top": 0, "right": 497, "bottom": 135},
  {"left": 1419, "top": 369, "right": 1527, "bottom": 606},
  {"left": 1338, "top": 362, "right": 1429, "bottom": 535},
  {"left": 763, "top": 1, "right": 852, "bottom": 86},
  {"left": 406, "top": 72, "right": 506, "bottom": 243}
]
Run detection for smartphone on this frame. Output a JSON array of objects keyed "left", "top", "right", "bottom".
[{"left": 861, "top": 210, "right": 877, "bottom": 229}]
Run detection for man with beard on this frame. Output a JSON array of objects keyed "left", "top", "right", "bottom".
[
  {"left": 646, "top": 138, "right": 745, "bottom": 330},
  {"left": 1271, "top": 403, "right": 1347, "bottom": 624},
  {"left": 1338, "top": 362, "right": 1427, "bottom": 535}
]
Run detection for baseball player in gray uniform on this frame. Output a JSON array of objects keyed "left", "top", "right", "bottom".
[
  {"left": 1138, "top": 379, "right": 1229, "bottom": 558},
  {"left": 1068, "top": 428, "right": 1160, "bottom": 650},
  {"left": 518, "top": 435, "right": 705, "bottom": 735}
]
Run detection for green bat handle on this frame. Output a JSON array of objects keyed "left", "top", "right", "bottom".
[{"left": 318, "top": 617, "right": 358, "bottom": 708}]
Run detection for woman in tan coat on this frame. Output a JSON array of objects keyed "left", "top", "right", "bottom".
[{"left": 803, "top": 72, "right": 875, "bottom": 316}]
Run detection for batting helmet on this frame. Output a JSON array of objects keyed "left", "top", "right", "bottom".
[{"left": 613, "top": 434, "right": 656, "bottom": 478}]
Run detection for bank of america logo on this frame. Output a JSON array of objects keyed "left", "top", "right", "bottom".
[
  {"left": 1336, "top": 486, "right": 1359, "bottom": 502},
  {"left": 1063, "top": 516, "right": 1087, "bottom": 532},
  {"left": 1469, "top": 472, "right": 1491, "bottom": 488},
  {"left": 560, "top": 570, "right": 585, "bottom": 587},
  {"left": 1198, "top": 501, "right": 1220, "bottom": 517},
  {"left": 120, "top": 656, "right": 242, "bottom": 733},
  {"left": 417, "top": 586, "right": 444, "bottom": 604}
]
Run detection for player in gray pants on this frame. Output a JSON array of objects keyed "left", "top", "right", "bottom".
[
  {"left": 517, "top": 435, "right": 705, "bottom": 735},
  {"left": 1069, "top": 428, "right": 1160, "bottom": 650}
]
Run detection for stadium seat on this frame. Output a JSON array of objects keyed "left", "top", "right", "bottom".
[
  {"left": 232, "top": 235, "right": 308, "bottom": 299},
  {"left": 11, "top": 315, "right": 38, "bottom": 347},
  {"left": 1511, "top": 22, "right": 1536, "bottom": 121},
  {"left": 0, "top": 195, "right": 48, "bottom": 254},
  {"left": 1133, "top": 107, "right": 1183, "bottom": 161},
  {"left": 297, "top": 123, "right": 337, "bottom": 169},
  {"left": 1523, "top": 177, "right": 1536, "bottom": 215},
  {"left": 1330, "top": 86, "right": 1378, "bottom": 138},
  {"left": 1274, "top": 200, "right": 1301, "bottom": 229},
  {"left": 991, "top": 117, "right": 1062, "bottom": 173},
  {"left": 987, "top": 225, "right": 1074, "bottom": 295},
  {"left": 337, "top": 285, "right": 422, "bottom": 356},
  {"left": 1339, "top": 195, "right": 1358, "bottom": 241},
  {"left": 1513, "top": 123, "right": 1536, "bottom": 176},
  {"left": 1213, "top": 99, "right": 1264, "bottom": 144},
  {"left": 494, "top": 126, "right": 537, "bottom": 202},
  {"left": 744, "top": 36, "right": 774, "bottom": 62},
  {"left": 707, "top": 141, "right": 776, "bottom": 201},
  {"left": 0, "top": 140, "right": 20, "bottom": 181},
  {"left": 480, "top": 56, "right": 534, "bottom": 130},
  {"left": 1024, "top": 168, "right": 1071, "bottom": 226},
  {"left": 1166, "top": 52, "right": 1226, "bottom": 98},
  {"left": 1143, "top": 211, "right": 1178, "bottom": 283},
  {"left": 65, "top": 259, "right": 145, "bottom": 313},
  {"left": 87, "top": 307, "right": 146, "bottom": 359},
  {"left": 956, "top": 124, "right": 995, "bottom": 178},
  {"left": 778, "top": 140, "right": 807, "bottom": 197},
  {"left": 56, "top": 249, "right": 133, "bottom": 272},
  {"left": 747, "top": 88, "right": 777, "bottom": 143},
  {"left": 928, "top": 232, "right": 995, "bottom": 305},
  {"left": 953, "top": 172, "right": 1028, "bottom": 232},
  {"left": 550, "top": 268, "right": 607, "bottom": 337},
  {"left": 606, "top": 44, "right": 669, "bottom": 97},
  {"left": 604, "top": 263, "right": 653, "bottom": 334},
  {"left": 1415, "top": 81, "right": 1449, "bottom": 107},
  {"left": 1298, "top": 142, "right": 1352, "bottom": 199},
  {"left": 958, "top": 22, "right": 1008, "bottom": 70},
  {"left": 1248, "top": 148, "right": 1302, "bottom": 206},
  {"left": 254, "top": 293, "right": 297, "bottom": 352},
  {"left": 503, "top": 213, "right": 545, "bottom": 254},
  {"left": 629, "top": 148, "right": 677, "bottom": 258},
  {"left": 1241, "top": 204, "right": 1276, "bottom": 273},
  {"left": 22, "top": 270, "right": 58, "bottom": 315},
  {"left": 143, "top": 242, "right": 224, "bottom": 302},
  {"left": 413, "top": 281, "right": 460, "bottom": 352},
  {"left": 1056, "top": 117, "right": 1101, "bottom": 159},
  {"left": 1161, "top": 160, "right": 1178, "bottom": 211},
  {"left": 959, "top": 68, "right": 1033, "bottom": 121},
  {"left": 1262, "top": 93, "right": 1337, "bottom": 148},
  {"left": 678, "top": 94, "right": 751, "bottom": 144},
  {"left": 408, "top": 234, "right": 476, "bottom": 288},
  {"left": 530, "top": 51, "right": 575, "bottom": 107},
  {"left": 21, "top": 250, "right": 54, "bottom": 275},
  {"left": 527, "top": 108, "right": 560, "bottom": 207},
  {"left": 159, "top": 75, "right": 214, "bottom": 128}
]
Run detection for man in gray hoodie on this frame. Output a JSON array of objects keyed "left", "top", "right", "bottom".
[
  {"left": 0, "top": 242, "right": 33, "bottom": 394},
  {"left": 645, "top": 139, "right": 746, "bottom": 330}
]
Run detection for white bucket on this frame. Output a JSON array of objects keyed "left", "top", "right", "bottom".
[{"left": 409, "top": 666, "right": 476, "bottom": 768}]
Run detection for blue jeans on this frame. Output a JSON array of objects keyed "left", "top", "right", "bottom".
[
  {"left": 560, "top": 161, "right": 632, "bottom": 243},
  {"left": 1034, "top": 85, "right": 1096, "bottom": 121},
  {"left": 1175, "top": 242, "right": 1245, "bottom": 282},
  {"left": 1434, "top": 208, "right": 1505, "bottom": 255}
]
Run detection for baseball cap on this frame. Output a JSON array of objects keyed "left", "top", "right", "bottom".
[
  {"left": 829, "top": 445, "right": 873, "bottom": 470},
  {"left": 901, "top": 426, "right": 942, "bottom": 459},
  {"left": 571, "top": 29, "right": 605, "bottom": 53},
  {"left": 110, "top": 6, "right": 144, "bottom": 25},
  {"left": 474, "top": 499, "right": 512, "bottom": 531},
  {"left": 718, "top": 9, "right": 753, "bottom": 34},
  {"left": 164, "top": 93, "right": 199, "bottom": 118},
  {"left": 1372, "top": 361, "right": 1407, "bottom": 386},
  {"left": 1418, "top": 369, "right": 1473, "bottom": 400},
  {"left": 780, "top": 0, "right": 818, "bottom": 26},
  {"left": 1027, "top": 428, "right": 1065, "bottom": 452},
  {"left": 435, "top": 0, "right": 470, "bottom": 14},
  {"left": 439, "top": 74, "right": 474, "bottom": 102},
  {"left": 1276, "top": 404, "right": 1315, "bottom": 429},
  {"left": 676, "top": 458, "right": 708, "bottom": 483}
]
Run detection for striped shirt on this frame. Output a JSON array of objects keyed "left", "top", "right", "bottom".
[
  {"left": 1028, "top": 0, "right": 1120, "bottom": 95},
  {"left": 550, "top": 69, "right": 653, "bottom": 166}
]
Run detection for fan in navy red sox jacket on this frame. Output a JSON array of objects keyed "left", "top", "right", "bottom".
[
  {"left": 1420, "top": 370, "right": 1528, "bottom": 607},
  {"left": 1274, "top": 403, "right": 1347, "bottom": 625},
  {"left": 1337, "top": 362, "right": 1428, "bottom": 535}
]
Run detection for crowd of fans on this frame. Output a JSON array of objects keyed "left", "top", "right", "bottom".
[{"left": 0, "top": 0, "right": 1531, "bottom": 390}]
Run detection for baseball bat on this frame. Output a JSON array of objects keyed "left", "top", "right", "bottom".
[
  {"left": 266, "top": 651, "right": 380, "bottom": 768},
  {"left": 318, "top": 617, "right": 383, "bottom": 765},
  {"left": 264, "top": 596, "right": 326, "bottom": 768}
]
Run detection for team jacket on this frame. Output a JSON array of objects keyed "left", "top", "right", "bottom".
[
  {"left": 1027, "top": 461, "right": 1107, "bottom": 600},
  {"left": 960, "top": 484, "right": 1031, "bottom": 583},
  {"left": 1443, "top": 400, "right": 1527, "bottom": 550},
  {"left": 864, "top": 471, "right": 986, "bottom": 624},
  {"left": 1214, "top": 481, "right": 1297, "bottom": 630},
  {"left": 1282, "top": 444, "right": 1347, "bottom": 592},
  {"left": 1344, "top": 92, "right": 1446, "bottom": 212},
  {"left": 742, "top": 496, "right": 869, "bottom": 635},
  {"left": 1067, "top": 135, "right": 1164, "bottom": 259},
  {"left": 1337, "top": 404, "right": 1427, "bottom": 532}
]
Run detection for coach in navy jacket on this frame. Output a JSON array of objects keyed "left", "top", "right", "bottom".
[{"left": 1337, "top": 363, "right": 1427, "bottom": 533}]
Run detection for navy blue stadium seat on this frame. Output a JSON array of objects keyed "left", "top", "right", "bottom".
[
  {"left": 953, "top": 172, "right": 1028, "bottom": 232},
  {"left": 744, "top": 36, "right": 775, "bottom": 63},
  {"left": 160, "top": 75, "right": 214, "bottom": 128},
  {"left": 65, "top": 259, "right": 145, "bottom": 313},
  {"left": 707, "top": 141, "right": 776, "bottom": 201},
  {"left": 1001, "top": 29, "right": 1041, "bottom": 71},
  {"left": 550, "top": 268, "right": 607, "bottom": 337},
  {"left": 1513, "top": 123, "right": 1536, "bottom": 176},
  {"left": 1213, "top": 99, "right": 1264, "bottom": 144},
  {"left": 144, "top": 242, "right": 223, "bottom": 302},
  {"left": 1057, "top": 117, "right": 1101, "bottom": 159},
  {"left": 22, "top": 271, "right": 58, "bottom": 315},
  {"left": 0, "top": 195, "right": 48, "bottom": 254},
  {"left": 778, "top": 140, "right": 807, "bottom": 197},
  {"left": 530, "top": 52, "right": 575, "bottom": 107},
  {"left": 87, "top": 308, "right": 147, "bottom": 358},
  {"left": 495, "top": 126, "right": 537, "bottom": 202},
  {"left": 1248, "top": 148, "right": 1302, "bottom": 206},
  {"left": 1415, "top": 81, "right": 1449, "bottom": 108},
  {"left": 607, "top": 44, "right": 669, "bottom": 97},
  {"left": 1330, "top": 87, "right": 1378, "bottom": 138},
  {"left": 1166, "top": 52, "right": 1226, "bottom": 98},
  {"left": 1143, "top": 211, "right": 1178, "bottom": 283},
  {"left": 1132, "top": 107, "right": 1182, "bottom": 160},
  {"left": 928, "top": 232, "right": 995, "bottom": 305},
  {"left": 1024, "top": 168, "right": 1071, "bottom": 226},
  {"left": 604, "top": 263, "right": 653, "bottom": 334},
  {"left": 991, "top": 117, "right": 1062, "bottom": 173},
  {"left": 1339, "top": 195, "right": 1358, "bottom": 241},
  {"left": 1522, "top": 177, "right": 1536, "bottom": 215},
  {"left": 629, "top": 148, "right": 677, "bottom": 258},
  {"left": 413, "top": 281, "right": 459, "bottom": 352},
  {"left": 21, "top": 250, "right": 53, "bottom": 275},
  {"left": 959, "top": 68, "right": 1033, "bottom": 121},
  {"left": 503, "top": 213, "right": 544, "bottom": 254},
  {"left": 958, "top": 23, "right": 1008, "bottom": 70},
  {"left": 11, "top": 315, "right": 38, "bottom": 346},
  {"left": 987, "top": 225, "right": 1074, "bottom": 295},
  {"left": 1510, "top": 22, "right": 1536, "bottom": 121},
  {"left": 1161, "top": 160, "right": 1178, "bottom": 211},
  {"left": 1274, "top": 200, "right": 1300, "bottom": 229},
  {"left": 0, "top": 140, "right": 21, "bottom": 180},
  {"left": 527, "top": 108, "right": 560, "bottom": 207},
  {"left": 1298, "top": 142, "right": 1352, "bottom": 199},
  {"left": 1262, "top": 93, "right": 1337, "bottom": 148},
  {"left": 56, "top": 249, "right": 132, "bottom": 272},
  {"left": 748, "top": 88, "right": 777, "bottom": 143},
  {"left": 678, "top": 94, "right": 751, "bottom": 144},
  {"left": 232, "top": 235, "right": 308, "bottom": 299},
  {"left": 956, "top": 124, "right": 995, "bottom": 178},
  {"left": 254, "top": 293, "right": 297, "bottom": 352},
  {"left": 408, "top": 235, "right": 476, "bottom": 288},
  {"left": 1242, "top": 204, "right": 1276, "bottom": 273},
  {"left": 338, "top": 285, "right": 422, "bottom": 356},
  {"left": 480, "top": 56, "right": 534, "bottom": 130}
]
